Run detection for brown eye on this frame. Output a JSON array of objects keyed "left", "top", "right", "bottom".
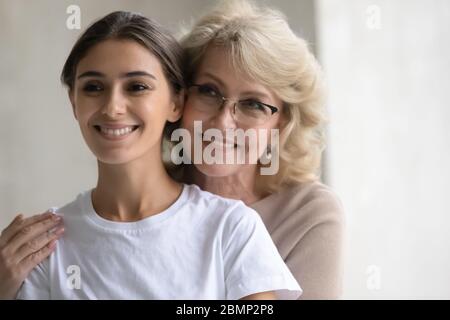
[
  {"left": 83, "top": 83, "right": 103, "bottom": 92},
  {"left": 127, "top": 83, "right": 149, "bottom": 92}
]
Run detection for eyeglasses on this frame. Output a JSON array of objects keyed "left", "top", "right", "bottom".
[{"left": 187, "top": 84, "right": 279, "bottom": 126}]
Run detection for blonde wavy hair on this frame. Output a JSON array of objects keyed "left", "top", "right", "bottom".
[{"left": 178, "top": 0, "right": 327, "bottom": 194}]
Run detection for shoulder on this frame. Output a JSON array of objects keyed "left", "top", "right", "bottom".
[
  {"left": 291, "top": 181, "right": 344, "bottom": 218},
  {"left": 185, "top": 183, "right": 262, "bottom": 232},
  {"left": 284, "top": 181, "right": 344, "bottom": 226},
  {"left": 48, "top": 190, "right": 91, "bottom": 220},
  {"left": 284, "top": 182, "right": 345, "bottom": 251},
  {"left": 185, "top": 183, "right": 258, "bottom": 218},
  {"left": 254, "top": 181, "right": 345, "bottom": 232}
]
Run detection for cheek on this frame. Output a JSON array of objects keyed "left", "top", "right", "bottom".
[
  {"left": 75, "top": 106, "right": 96, "bottom": 127},
  {"left": 182, "top": 101, "right": 209, "bottom": 127},
  {"left": 139, "top": 100, "right": 172, "bottom": 135},
  {"left": 264, "top": 113, "right": 282, "bottom": 135},
  {"left": 73, "top": 94, "right": 102, "bottom": 120},
  {"left": 141, "top": 109, "right": 165, "bottom": 133},
  {"left": 249, "top": 122, "right": 280, "bottom": 154}
]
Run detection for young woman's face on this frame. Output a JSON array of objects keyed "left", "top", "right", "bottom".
[
  {"left": 181, "top": 46, "right": 283, "bottom": 177},
  {"left": 70, "top": 39, "right": 181, "bottom": 165}
]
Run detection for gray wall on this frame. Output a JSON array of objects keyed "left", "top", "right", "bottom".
[{"left": 317, "top": 0, "right": 450, "bottom": 298}]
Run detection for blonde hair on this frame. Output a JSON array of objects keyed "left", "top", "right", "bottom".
[{"left": 179, "top": 0, "right": 327, "bottom": 194}]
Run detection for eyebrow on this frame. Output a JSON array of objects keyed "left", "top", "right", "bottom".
[
  {"left": 77, "top": 70, "right": 157, "bottom": 80},
  {"left": 201, "top": 71, "right": 270, "bottom": 100},
  {"left": 202, "top": 72, "right": 226, "bottom": 88}
]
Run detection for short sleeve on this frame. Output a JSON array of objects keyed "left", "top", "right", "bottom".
[
  {"left": 16, "top": 260, "right": 50, "bottom": 300},
  {"left": 222, "top": 204, "right": 302, "bottom": 300}
]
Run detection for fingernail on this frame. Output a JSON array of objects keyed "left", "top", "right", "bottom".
[
  {"left": 55, "top": 221, "right": 64, "bottom": 228},
  {"left": 53, "top": 227, "right": 65, "bottom": 236},
  {"left": 49, "top": 240, "right": 57, "bottom": 250},
  {"left": 52, "top": 215, "right": 62, "bottom": 221}
]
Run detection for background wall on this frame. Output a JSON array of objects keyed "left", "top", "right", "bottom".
[
  {"left": 1, "top": 0, "right": 449, "bottom": 299},
  {"left": 317, "top": 0, "right": 450, "bottom": 298}
]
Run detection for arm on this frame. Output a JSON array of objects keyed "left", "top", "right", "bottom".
[
  {"left": 0, "top": 212, "right": 64, "bottom": 299},
  {"left": 288, "top": 192, "right": 345, "bottom": 300},
  {"left": 240, "top": 291, "right": 276, "bottom": 300},
  {"left": 223, "top": 204, "right": 301, "bottom": 300}
]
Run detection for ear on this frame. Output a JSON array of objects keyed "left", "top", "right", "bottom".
[
  {"left": 68, "top": 89, "right": 78, "bottom": 120},
  {"left": 167, "top": 90, "right": 185, "bottom": 123}
]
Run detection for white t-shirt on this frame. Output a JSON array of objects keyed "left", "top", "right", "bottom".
[{"left": 17, "top": 184, "right": 301, "bottom": 300}]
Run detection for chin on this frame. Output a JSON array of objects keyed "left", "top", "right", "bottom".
[
  {"left": 90, "top": 148, "right": 138, "bottom": 166},
  {"left": 96, "top": 155, "right": 134, "bottom": 165},
  {"left": 194, "top": 163, "right": 241, "bottom": 178}
]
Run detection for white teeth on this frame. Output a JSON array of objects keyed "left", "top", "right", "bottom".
[
  {"left": 201, "top": 134, "right": 236, "bottom": 148},
  {"left": 99, "top": 126, "right": 135, "bottom": 137},
  {"left": 211, "top": 140, "right": 236, "bottom": 148}
]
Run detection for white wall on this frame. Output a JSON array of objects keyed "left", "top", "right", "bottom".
[{"left": 316, "top": 0, "right": 450, "bottom": 298}]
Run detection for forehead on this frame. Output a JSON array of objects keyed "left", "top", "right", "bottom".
[
  {"left": 196, "top": 46, "right": 247, "bottom": 82},
  {"left": 76, "top": 39, "right": 164, "bottom": 76},
  {"left": 196, "top": 46, "right": 282, "bottom": 103}
]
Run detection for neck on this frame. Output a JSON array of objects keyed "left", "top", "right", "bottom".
[
  {"left": 92, "top": 147, "right": 182, "bottom": 222},
  {"left": 185, "top": 164, "right": 263, "bottom": 205}
]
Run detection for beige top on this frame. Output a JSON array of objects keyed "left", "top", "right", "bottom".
[{"left": 250, "top": 181, "right": 345, "bottom": 300}]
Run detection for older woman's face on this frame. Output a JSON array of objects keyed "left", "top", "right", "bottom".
[{"left": 181, "top": 46, "right": 283, "bottom": 177}]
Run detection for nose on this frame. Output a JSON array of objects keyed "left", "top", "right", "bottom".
[
  {"left": 210, "top": 99, "right": 237, "bottom": 130},
  {"left": 102, "top": 88, "right": 126, "bottom": 118}
]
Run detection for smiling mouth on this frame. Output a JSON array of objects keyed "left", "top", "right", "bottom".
[
  {"left": 93, "top": 125, "right": 140, "bottom": 138},
  {"left": 201, "top": 134, "right": 238, "bottom": 148},
  {"left": 209, "top": 139, "right": 237, "bottom": 148}
]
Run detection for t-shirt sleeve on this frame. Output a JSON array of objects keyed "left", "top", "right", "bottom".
[
  {"left": 222, "top": 203, "right": 302, "bottom": 300},
  {"left": 16, "top": 260, "right": 51, "bottom": 300}
]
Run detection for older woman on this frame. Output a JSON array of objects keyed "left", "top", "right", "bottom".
[
  {"left": 0, "top": 0, "right": 344, "bottom": 300},
  {"left": 175, "top": 0, "right": 345, "bottom": 299}
]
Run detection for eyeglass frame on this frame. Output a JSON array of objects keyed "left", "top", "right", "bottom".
[{"left": 187, "top": 84, "right": 279, "bottom": 119}]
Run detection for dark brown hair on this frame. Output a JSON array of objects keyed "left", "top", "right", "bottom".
[{"left": 61, "top": 11, "right": 185, "bottom": 94}]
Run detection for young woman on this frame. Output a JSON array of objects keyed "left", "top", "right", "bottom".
[
  {"left": 176, "top": 0, "right": 345, "bottom": 299},
  {"left": 10, "top": 11, "right": 300, "bottom": 300}
]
